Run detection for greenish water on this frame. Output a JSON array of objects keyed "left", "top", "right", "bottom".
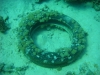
[{"left": 0, "top": 0, "right": 100, "bottom": 75}]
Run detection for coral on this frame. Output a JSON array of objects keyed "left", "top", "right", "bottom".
[
  {"left": 34, "top": 47, "right": 41, "bottom": 53},
  {"left": 71, "top": 49, "right": 77, "bottom": 54},
  {"left": 63, "top": 51, "right": 70, "bottom": 57},
  {"left": 78, "top": 38, "right": 86, "bottom": 44},
  {"left": 77, "top": 45, "right": 85, "bottom": 51},
  {"left": 0, "top": 16, "right": 9, "bottom": 33}
]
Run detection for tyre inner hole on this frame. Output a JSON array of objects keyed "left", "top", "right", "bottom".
[{"left": 30, "top": 23, "right": 73, "bottom": 52}]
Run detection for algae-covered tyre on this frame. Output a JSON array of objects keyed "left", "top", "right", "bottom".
[{"left": 17, "top": 10, "right": 87, "bottom": 68}]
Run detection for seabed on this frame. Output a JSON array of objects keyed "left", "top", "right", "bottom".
[{"left": 0, "top": 0, "right": 100, "bottom": 75}]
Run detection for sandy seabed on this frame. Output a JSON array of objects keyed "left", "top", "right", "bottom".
[{"left": 0, "top": 0, "right": 100, "bottom": 75}]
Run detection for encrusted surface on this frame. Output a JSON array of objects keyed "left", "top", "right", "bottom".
[{"left": 17, "top": 10, "right": 87, "bottom": 67}]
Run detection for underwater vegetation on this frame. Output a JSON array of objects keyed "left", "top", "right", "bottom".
[
  {"left": 64, "top": 0, "right": 100, "bottom": 11},
  {"left": 0, "top": 16, "right": 9, "bottom": 33},
  {"left": 64, "top": 0, "right": 87, "bottom": 2},
  {"left": 35, "top": 0, "right": 46, "bottom": 3},
  {"left": 66, "top": 63, "right": 98, "bottom": 75},
  {"left": 0, "top": 63, "right": 28, "bottom": 75},
  {"left": 37, "top": 0, "right": 100, "bottom": 11},
  {"left": 92, "top": 0, "right": 100, "bottom": 11}
]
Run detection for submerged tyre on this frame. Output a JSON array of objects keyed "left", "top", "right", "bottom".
[{"left": 17, "top": 10, "right": 87, "bottom": 68}]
